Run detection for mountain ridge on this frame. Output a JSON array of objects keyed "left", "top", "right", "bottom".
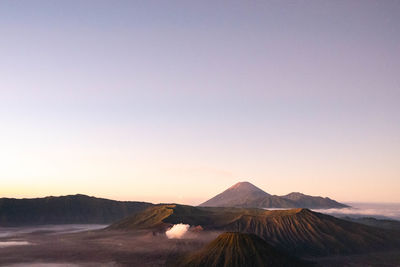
[
  {"left": 109, "top": 204, "right": 400, "bottom": 256},
  {"left": 200, "top": 182, "right": 348, "bottom": 209},
  {"left": 168, "top": 232, "right": 309, "bottom": 267},
  {"left": 0, "top": 194, "right": 153, "bottom": 226}
]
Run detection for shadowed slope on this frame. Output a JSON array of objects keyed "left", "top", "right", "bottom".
[
  {"left": 0, "top": 194, "right": 153, "bottom": 226},
  {"left": 342, "top": 216, "right": 400, "bottom": 231},
  {"left": 281, "top": 192, "right": 348, "bottom": 209},
  {"left": 224, "top": 208, "right": 400, "bottom": 255},
  {"left": 110, "top": 204, "right": 400, "bottom": 256},
  {"left": 169, "top": 232, "right": 309, "bottom": 267}
]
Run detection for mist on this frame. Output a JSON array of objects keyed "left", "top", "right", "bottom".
[
  {"left": 0, "top": 241, "right": 31, "bottom": 248},
  {"left": 313, "top": 203, "right": 400, "bottom": 220},
  {"left": 0, "top": 224, "right": 107, "bottom": 238},
  {"left": 0, "top": 223, "right": 220, "bottom": 266}
]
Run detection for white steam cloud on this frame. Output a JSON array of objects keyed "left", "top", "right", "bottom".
[{"left": 165, "top": 224, "right": 190, "bottom": 239}]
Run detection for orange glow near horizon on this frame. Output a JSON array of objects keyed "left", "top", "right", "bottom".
[{"left": 1, "top": 1, "right": 399, "bottom": 204}]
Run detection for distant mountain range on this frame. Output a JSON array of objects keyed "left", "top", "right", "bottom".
[
  {"left": 0, "top": 194, "right": 152, "bottom": 226},
  {"left": 108, "top": 204, "right": 400, "bottom": 256},
  {"left": 200, "top": 181, "right": 348, "bottom": 209},
  {"left": 168, "top": 232, "right": 309, "bottom": 267},
  {"left": 342, "top": 216, "right": 400, "bottom": 231}
]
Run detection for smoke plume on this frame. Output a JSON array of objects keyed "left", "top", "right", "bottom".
[{"left": 165, "top": 224, "right": 190, "bottom": 239}]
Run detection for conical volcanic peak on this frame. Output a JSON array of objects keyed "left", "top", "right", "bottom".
[
  {"left": 171, "top": 232, "right": 308, "bottom": 267},
  {"left": 199, "top": 182, "right": 270, "bottom": 208},
  {"left": 200, "top": 181, "right": 348, "bottom": 209},
  {"left": 228, "top": 181, "right": 269, "bottom": 194}
]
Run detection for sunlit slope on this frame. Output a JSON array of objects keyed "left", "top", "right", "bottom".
[
  {"left": 170, "top": 232, "right": 309, "bottom": 267},
  {"left": 108, "top": 204, "right": 176, "bottom": 230},
  {"left": 110, "top": 204, "right": 400, "bottom": 256}
]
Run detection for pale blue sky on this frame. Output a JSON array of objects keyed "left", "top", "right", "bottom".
[{"left": 1, "top": 1, "right": 399, "bottom": 203}]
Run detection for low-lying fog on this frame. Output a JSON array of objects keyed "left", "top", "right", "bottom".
[
  {"left": 0, "top": 223, "right": 220, "bottom": 266},
  {"left": 0, "top": 224, "right": 107, "bottom": 238},
  {"left": 313, "top": 202, "right": 400, "bottom": 220},
  {"left": 5, "top": 264, "right": 81, "bottom": 267},
  {"left": 0, "top": 241, "right": 31, "bottom": 248},
  {"left": 0, "top": 224, "right": 107, "bottom": 252},
  {"left": 265, "top": 203, "right": 400, "bottom": 220}
]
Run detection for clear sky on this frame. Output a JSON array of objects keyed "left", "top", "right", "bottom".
[{"left": 1, "top": 0, "right": 399, "bottom": 204}]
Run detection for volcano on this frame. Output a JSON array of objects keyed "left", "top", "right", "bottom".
[
  {"left": 200, "top": 182, "right": 348, "bottom": 209},
  {"left": 169, "top": 232, "right": 309, "bottom": 267},
  {"left": 109, "top": 204, "right": 400, "bottom": 256}
]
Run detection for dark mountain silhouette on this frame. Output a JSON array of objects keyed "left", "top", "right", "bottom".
[
  {"left": 200, "top": 182, "right": 348, "bottom": 209},
  {"left": 342, "top": 216, "right": 400, "bottom": 231},
  {"left": 109, "top": 204, "right": 400, "bottom": 256},
  {"left": 168, "top": 232, "right": 309, "bottom": 267},
  {"left": 281, "top": 192, "right": 347, "bottom": 208},
  {"left": 199, "top": 182, "right": 285, "bottom": 208},
  {"left": 0, "top": 194, "right": 153, "bottom": 226}
]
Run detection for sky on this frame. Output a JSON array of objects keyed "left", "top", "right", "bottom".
[{"left": 1, "top": 0, "right": 399, "bottom": 204}]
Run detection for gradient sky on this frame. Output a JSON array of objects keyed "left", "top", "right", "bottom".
[{"left": 1, "top": 0, "right": 399, "bottom": 204}]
